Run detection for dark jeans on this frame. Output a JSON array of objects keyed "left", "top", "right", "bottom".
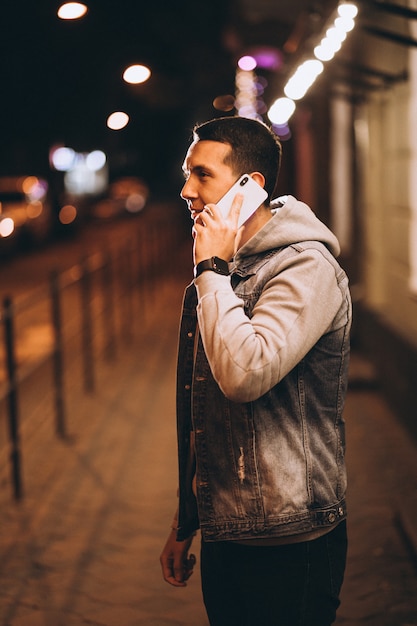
[{"left": 200, "top": 520, "right": 347, "bottom": 626}]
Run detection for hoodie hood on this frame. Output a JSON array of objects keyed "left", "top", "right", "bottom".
[{"left": 235, "top": 195, "right": 341, "bottom": 260}]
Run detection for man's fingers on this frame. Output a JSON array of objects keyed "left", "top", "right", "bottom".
[
  {"left": 182, "top": 553, "right": 196, "bottom": 581},
  {"left": 163, "top": 553, "right": 196, "bottom": 587},
  {"left": 227, "top": 193, "right": 244, "bottom": 224},
  {"left": 166, "top": 574, "right": 187, "bottom": 587},
  {"left": 202, "top": 194, "right": 243, "bottom": 227},
  {"left": 161, "top": 558, "right": 187, "bottom": 587},
  {"left": 160, "top": 531, "right": 195, "bottom": 588}
]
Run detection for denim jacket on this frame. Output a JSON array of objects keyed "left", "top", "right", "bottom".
[{"left": 176, "top": 196, "right": 352, "bottom": 542}]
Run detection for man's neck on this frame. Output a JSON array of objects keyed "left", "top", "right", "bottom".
[{"left": 236, "top": 205, "right": 273, "bottom": 251}]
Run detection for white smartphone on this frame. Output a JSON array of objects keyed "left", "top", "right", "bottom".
[{"left": 216, "top": 174, "right": 268, "bottom": 228}]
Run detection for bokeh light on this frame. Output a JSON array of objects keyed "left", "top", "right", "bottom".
[
  {"left": 26, "top": 201, "right": 43, "bottom": 220},
  {"left": 0, "top": 217, "right": 15, "bottom": 238},
  {"left": 86, "top": 150, "right": 106, "bottom": 171},
  {"left": 51, "top": 147, "right": 76, "bottom": 172},
  {"left": 251, "top": 47, "right": 283, "bottom": 71},
  {"left": 284, "top": 60, "right": 324, "bottom": 100},
  {"left": 238, "top": 56, "right": 257, "bottom": 71},
  {"left": 268, "top": 98, "right": 296, "bottom": 125},
  {"left": 125, "top": 193, "right": 147, "bottom": 213},
  {"left": 107, "top": 112, "right": 129, "bottom": 130},
  {"left": 59, "top": 205, "right": 77, "bottom": 225},
  {"left": 57, "top": 2, "right": 88, "bottom": 20},
  {"left": 213, "top": 94, "right": 235, "bottom": 112},
  {"left": 272, "top": 123, "right": 292, "bottom": 141},
  {"left": 314, "top": 5, "right": 357, "bottom": 63},
  {"left": 123, "top": 64, "right": 151, "bottom": 85},
  {"left": 335, "top": 16, "right": 355, "bottom": 32},
  {"left": 338, "top": 2, "right": 358, "bottom": 19}
]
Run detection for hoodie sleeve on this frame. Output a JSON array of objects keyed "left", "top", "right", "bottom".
[{"left": 195, "top": 247, "right": 343, "bottom": 403}]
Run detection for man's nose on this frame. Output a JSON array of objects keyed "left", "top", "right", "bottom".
[{"left": 180, "top": 178, "right": 195, "bottom": 201}]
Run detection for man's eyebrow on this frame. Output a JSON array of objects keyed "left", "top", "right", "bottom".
[{"left": 183, "top": 164, "right": 212, "bottom": 175}]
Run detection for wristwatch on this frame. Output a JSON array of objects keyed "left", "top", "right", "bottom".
[{"left": 194, "top": 256, "right": 230, "bottom": 278}]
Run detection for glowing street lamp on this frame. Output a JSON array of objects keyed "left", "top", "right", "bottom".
[
  {"left": 107, "top": 111, "right": 129, "bottom": 130},
  {"left": 57, "top": 2, "right": 88, "bottom": 20},
  {"left": 338, "top": 2, "right": 358, "bottom": 19},
  {"left": 237, "top": 56, "right": 257, "bottom": 71},
  {"left": 123, "top": 64, "right": 151, "bottom": 85},
  {"left": 268, "top": 98, "right": 296, "bottom": 125}
]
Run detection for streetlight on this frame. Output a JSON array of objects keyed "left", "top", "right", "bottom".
[
  {"left": 57, "top": 3, "right": 88, "bottom": 19},
  {"left": 268, "top": 98, "right": 296, "bottom": 125},
  {"left": 123, "top": 64, "right": 151, "bottom": 85},
  {"left": 107, "top": 112, "right": 129, "bottom": 131}
]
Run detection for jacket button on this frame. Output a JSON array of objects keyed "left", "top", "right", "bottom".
[
  {"left": 328, "top": 512, "right": 336, "bottom": 523},
  {"left": 187, "top": 332, "right": 193, "bottom": 338},
  {"left": 185, "top": 384, "right": 191, "bottom": 390}
]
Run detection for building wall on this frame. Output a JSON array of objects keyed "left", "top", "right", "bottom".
[
  {"left": 347, "top": 19, "right": 417, "bottom": 436},
  {"left": 274, "top": 3, "right": 417, "bottom": 436},
  {"left": 359, "top": 64, "right": 417, "bottom": 338}
]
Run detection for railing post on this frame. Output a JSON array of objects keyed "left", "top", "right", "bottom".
[
  {"left": 137, "top": 228, "right": 150, "bottom": 325},
  {"left": 3, "top": 297, "right": 23, "bottom": 500},
  {"left": 80, "top": 259, "right": 95, "bottom": 392},
  {"left": 50, "top": 272, "right": 67, "bottom": 438},
  {"left": 102, "top": 252, "right": 116, "bottom": 360},
  {"left": 142, "top": 222, "right": 157, "bottom": 319},
  {"left": 121, "top": 244, "right": 134, "bottom": 344}
]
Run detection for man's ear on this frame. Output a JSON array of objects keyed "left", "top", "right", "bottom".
[{"left": 250, "top": 172, "right": 266, "bottom": 188}]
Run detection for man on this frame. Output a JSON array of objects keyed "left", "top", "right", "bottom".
[{"left": 160, "top": 116, "right": 351, "bottom": 625}]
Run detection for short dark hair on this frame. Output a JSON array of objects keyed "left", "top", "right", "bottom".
[{"left": 193, "top": 116, "right": 282, "bottom": 199}]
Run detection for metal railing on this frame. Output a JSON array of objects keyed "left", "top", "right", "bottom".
[{"left": 0, "top": 216, "right": 189, "bottom": 501}]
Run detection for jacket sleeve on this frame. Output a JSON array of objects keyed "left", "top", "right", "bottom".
[{"left": 195, "top": 248, "right": 343, "bottom": 402}]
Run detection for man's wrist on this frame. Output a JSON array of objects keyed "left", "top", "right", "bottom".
[{"left": 194, "top": 256, "right": 229, "bottom": 278}]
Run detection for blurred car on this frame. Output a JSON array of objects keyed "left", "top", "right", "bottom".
[
  {"left": 0, "top": 176, "right": 53, "bottom": 255},
  {"left": 90, "top": 177, "right": 149, "bottom": 220}
]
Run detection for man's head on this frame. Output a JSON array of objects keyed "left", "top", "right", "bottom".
[
  {"left": 181, "top": 116, "right": 282, "bottom": 222},
  {"left": 192, "top": 116, "right": 282, "bottom": 199}
]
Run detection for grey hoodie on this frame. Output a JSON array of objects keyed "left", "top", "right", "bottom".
[{"left": 195, "top": 195, "right": 346, "bottom": 403}]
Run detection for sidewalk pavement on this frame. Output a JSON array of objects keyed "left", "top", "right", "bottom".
[{"left": 0, "top": 273, "right": 417, "bottom": 625}]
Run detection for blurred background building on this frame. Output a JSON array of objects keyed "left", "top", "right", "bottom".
[{"left": 1, "top": 0, "right": 417, "bottom": 439}]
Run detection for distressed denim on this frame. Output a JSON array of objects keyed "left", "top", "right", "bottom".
[{"left": 176, "top": 241, "right": 351, "bottom": 543}]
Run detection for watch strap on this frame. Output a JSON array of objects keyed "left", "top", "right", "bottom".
[{"left": 194, "top": 256, "right": 229, "bottom": 278}]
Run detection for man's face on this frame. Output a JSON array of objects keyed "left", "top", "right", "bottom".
[{"left": 181, "top": 139, "right": 238, "bottom": 222}]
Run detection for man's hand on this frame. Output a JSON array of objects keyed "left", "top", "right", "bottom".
[
  {"left": 193, "top": 193, "right": 243, "bottom": 265},
  {"left": 160, "top": 529, "right": 196, "bottom": 587}
]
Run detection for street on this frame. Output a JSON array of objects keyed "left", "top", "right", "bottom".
[{"left": 0, "top": 206, "right": 417, "bottom": 624}]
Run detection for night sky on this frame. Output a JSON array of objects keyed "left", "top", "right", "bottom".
[{"left": 0, "top": 0, "right": 239, "bottom": 191}]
